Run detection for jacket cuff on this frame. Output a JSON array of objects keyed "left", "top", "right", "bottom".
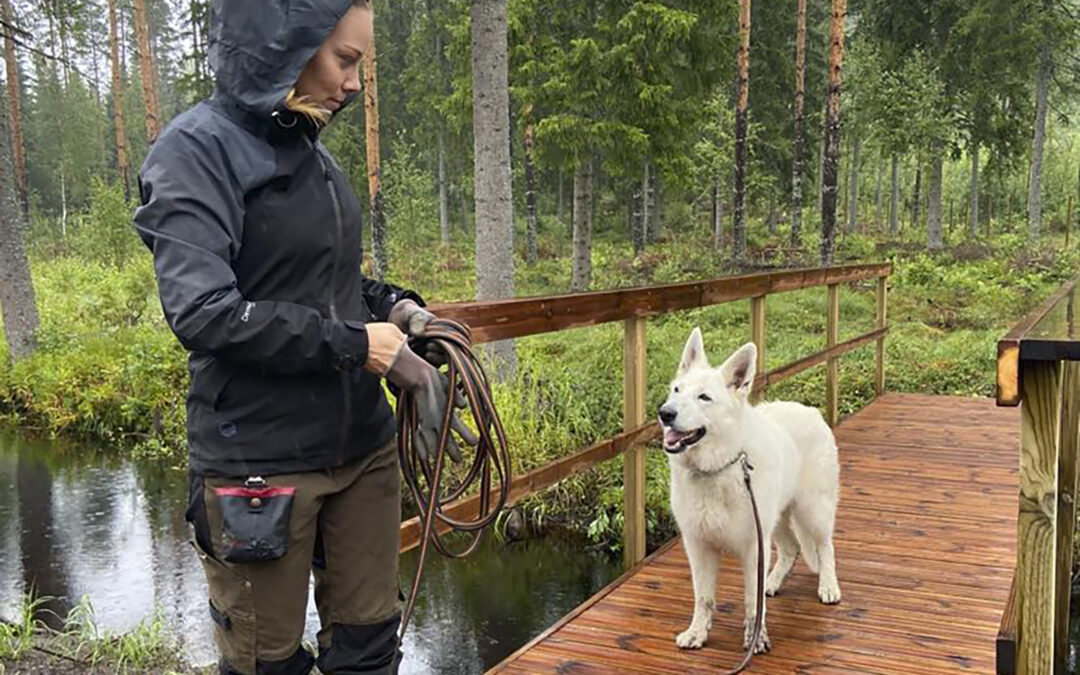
[{"left": 331, "top": 320, "right": 370, "bottom": 371}]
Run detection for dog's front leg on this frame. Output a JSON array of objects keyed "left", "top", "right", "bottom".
[
  {"left": 676, "top": 535, "right": 717, "bottom": 649},
  {"left": 742, "top": 536, "right": 772, "bottom": 654}
]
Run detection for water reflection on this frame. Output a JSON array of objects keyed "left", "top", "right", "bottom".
[{"left": 0, "top": 428, "right": 620, "bottom": 672}]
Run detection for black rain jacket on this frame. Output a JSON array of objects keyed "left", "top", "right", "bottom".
[{"left": 133, "top": 0, "right": 420, "bottom": 477}]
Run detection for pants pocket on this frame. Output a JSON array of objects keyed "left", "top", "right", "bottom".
[
  {"left": 211, "top": 485, "right": 295, "bottom": 564},
  {"left": 190, "top": 537, "right": 256, "bottom": 674}
]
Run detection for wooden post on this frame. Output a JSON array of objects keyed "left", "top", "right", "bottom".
[
  {"left": 750, "top": 295, "right": 766, "bottom": 403},
  {"left": 623, "top": 316, "right": 648, "bottom": 569},
  {"left": 1054, "top": 361, "right": 1080, "bottom": 673},
  {"left": 875, "top": 276, "right": 887, "bottom": 396},
  {"left": 1016, "top": 359, "right": 1062, "bottom": 675},
  {"left": 826, "top": 283, "right": 839, "bottom": 427}
]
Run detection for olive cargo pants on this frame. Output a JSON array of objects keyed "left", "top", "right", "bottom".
[{"left": 186, "top": 438, "right": 403, "bottom": 675}]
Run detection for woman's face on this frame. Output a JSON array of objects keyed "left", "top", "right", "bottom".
[{"left": 293, "top": 6, "right": 372, "bottom": 112}]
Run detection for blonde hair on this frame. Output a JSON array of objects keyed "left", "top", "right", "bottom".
[{"left": 284, "top": 88, "right": 332, "bottom": 126}]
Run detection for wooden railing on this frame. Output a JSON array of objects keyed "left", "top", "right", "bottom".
[
  {"left": 398, "top": 262, "right": 893, "bottom": 568},
  {"left": 996, "top": 275, "right": 1080, "bottom": 675}
]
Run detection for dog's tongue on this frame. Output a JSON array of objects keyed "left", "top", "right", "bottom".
[{"left": 664, "top": 428, "right": 687, "bottom": 447}]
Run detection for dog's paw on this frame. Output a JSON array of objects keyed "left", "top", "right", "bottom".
[
  {"left": 676, "top": 626, "right": 708, "bottom": 650},
  {"left": 765, "top": 573, "right": 784, "bottom": 597},
  {"left": 742, "top": 623, "right": 771, "bottom": 654},
  {"left": 818, "top": 582, "right": 842, "bottom": 605}
]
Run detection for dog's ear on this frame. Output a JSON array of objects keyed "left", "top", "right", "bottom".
[
  {"left": 720, "top": 342, "right": 757, "bottom": 397},
  {"left": 678, "top": 327, "right": 709, "bottom": 376}
]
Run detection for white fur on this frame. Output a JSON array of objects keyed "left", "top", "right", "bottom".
[{"left": 660, "top": 329, "right": 841, "bottom": 653}]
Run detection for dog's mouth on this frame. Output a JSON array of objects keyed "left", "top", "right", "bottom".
[{"left": 661, "top": 426, "right": 706, "bottom": 454}]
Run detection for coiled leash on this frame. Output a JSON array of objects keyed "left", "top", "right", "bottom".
[{"left": 395, "top": 318, "right": 512, "bottom": 638}]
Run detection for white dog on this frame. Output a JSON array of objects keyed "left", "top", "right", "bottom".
[{"left": 659, "top": 328, "right": 842, "bottom": 654}]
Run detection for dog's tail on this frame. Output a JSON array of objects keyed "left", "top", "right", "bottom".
[{"left": 792, "top": 520, "right": 820, "bottom": 573}]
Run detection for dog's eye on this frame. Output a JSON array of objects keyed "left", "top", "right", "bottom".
[
  {"left": 674, "top": 386, "right": 680, "bottom": 393},
  {"left": 698, "top": 393, "right": 712, "bottom": 402}
]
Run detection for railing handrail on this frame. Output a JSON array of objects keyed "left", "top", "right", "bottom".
[{"left": 431, "top": 262, "right": 891, "bottom": 344}]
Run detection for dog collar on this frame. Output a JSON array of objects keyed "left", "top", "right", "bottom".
[{"left": 687, "top": 450, "right": 753, "bottom": 480}]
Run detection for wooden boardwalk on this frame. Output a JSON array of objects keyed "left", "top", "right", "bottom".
[{"left": 491, "top": 394, "right": 1020, "bottom": 674}]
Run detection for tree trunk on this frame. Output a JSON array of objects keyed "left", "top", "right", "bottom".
[
  {"left": 524, "top": 119, "right": 538, "bottom": 265},
  {"left": 817, "top": 97, "right": 826, "bottom": 215},
  {"left": 711, "top": 178, "right": 720, "bottom": 251},
  {"left": 0, "top": 0, "right": 26, "bottom": 214},
  {"left": 471, "top": 0, "right": 516, "bottom": 377},
  {"left": 969, "top": 141, "right": 980, "bottom": 237},
  {"left": 875, "top": 156, "right": 883, "bottom": 232},
  {"left": 632, "top": 178, "right": 643, "bottom": 255},
  {"left": 648, "top": 164, "right": 659, "bottom": 243},
  {"left": 571, "top": 161, "right": 593, "bottom": 292},
  {"left": 890, "top": 154, "right": 899, "bottom": 236},
  {"left": 641, "top": 162, "right": 651, "bottom": 249},
  {"left": 0, "top": 104, "right": 39, "bottom": 362},
  {"left": 928, "top": 142, "right": 944, "bottom": 250},
  {"left": 557, "top": 169, "right": 565, "bottom": 225},
  {"left": 847, "top": 130, "right": 860, "bottom": 233},
  {"left": 820, "top": 0, "right": 846, "bottom": 266},
  {"left": 363, "top": 23, "right": 389, "bottom": 280},
  {"left": 1028, "top": 0, "right": 1052, "bottom": 238},
  {"left": 790, "top": 0, "right": 807, "bottom": 247},
  {"left": 732, "top": 0, "right": 751, "bottom": 263},
  {"left": 438, "top": 128, "right": 449, "bottom": 246},
  {"left": 107, "top": 0, "right": 130, "bottom": 200},
  {"left": 911, "top": 166, "right": 921, "bottom": 230},
  {"left": 133, "top": 0, "right": 160, "bottom": 142}
]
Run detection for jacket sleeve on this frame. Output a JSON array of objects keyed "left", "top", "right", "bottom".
[
  {"left": 133, "top": 127, "right": 370, "bottom": 375},
  {"left": 360, "top": 278, "right": 425, "bottom": 323}
]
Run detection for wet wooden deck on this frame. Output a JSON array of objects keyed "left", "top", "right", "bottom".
[{"left": 490, "top": 394, "right": 1020, "bottom": 674}]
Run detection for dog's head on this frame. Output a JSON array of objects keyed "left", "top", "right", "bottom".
[{"left": 658, "top": 328, "right": 757, "bottom": 456}]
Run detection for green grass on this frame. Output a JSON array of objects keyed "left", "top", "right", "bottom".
[{"left": 0, "top": 591, "right": 189, "bottom": 674}]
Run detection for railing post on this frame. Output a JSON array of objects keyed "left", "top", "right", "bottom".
[
  {"left": 826, "top": 283, "right": 839, "bottom": 427},
  {"left": 1054, "top": 362, "right": 1080, "bottom": 672},
  {"left": 623, "top": 316, "right": 647, "bottom": 569},
  {"left": 750, "top": 295, "right": 766, "bottom": 403},
  {"left": 1016, "top": 359, "right": 1063, "bottom": 675},
  {"left": 876, "top": 276, "right": 887, "bottom": 396}
]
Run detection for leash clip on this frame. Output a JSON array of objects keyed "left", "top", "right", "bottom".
[{"left": 738, "top": 452, "right": 754, "bottom": 487}]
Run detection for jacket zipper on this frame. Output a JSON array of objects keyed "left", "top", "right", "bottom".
[{"left": 307, "top": 137, "right": 352, "bottom": 465}]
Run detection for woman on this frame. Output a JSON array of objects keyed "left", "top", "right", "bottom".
[{"left": 133, "top": 2, "right": 454, "bottom": 673}]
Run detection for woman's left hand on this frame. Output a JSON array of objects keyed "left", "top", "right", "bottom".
[{"left": 389, "top": 299, "right": 436, "bottom": 337}]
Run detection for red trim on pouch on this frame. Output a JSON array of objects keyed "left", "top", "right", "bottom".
[{"left": 213, "top": 486, "right": 296, "bottom": 498}]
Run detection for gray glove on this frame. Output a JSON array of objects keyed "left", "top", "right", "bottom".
[
  {"left": 386, "top": 344, "right": 477, "bottom": 462},
  {"left": 389, "top": 299, "right": 436, "bottom": 337},
  {"left": 388, "top": 300, "right": 447, "bottom": 367}
]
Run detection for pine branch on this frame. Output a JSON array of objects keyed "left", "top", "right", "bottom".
[{"left": 1, "top": 29, "right": 102, "bottom": 88}]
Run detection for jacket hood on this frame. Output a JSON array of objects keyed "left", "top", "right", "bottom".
[{"left": 209, "top": 0, "right": 354, "bottom": 117}]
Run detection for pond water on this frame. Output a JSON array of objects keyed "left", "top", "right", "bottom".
[{"left": 0, "top": 428, "right": 622, "bottom": 673}]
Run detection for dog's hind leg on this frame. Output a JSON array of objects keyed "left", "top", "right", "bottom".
[
  {"left": 766, "top": 516, "right": 798, "bottom": 596},
  {"left": 676, "top": 536, "right": 718, "bottom": 650},
  {"left": 794, "top": 498, "right": 842, "bottom": 604}
]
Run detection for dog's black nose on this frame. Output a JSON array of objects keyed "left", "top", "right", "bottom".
[{"left": 658, "top": 405, "right": 677, "bottom": 425}]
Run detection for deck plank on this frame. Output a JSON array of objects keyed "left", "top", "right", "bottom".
[{"left": 489, "top": 394, "right": 1020, "bottom": 674}]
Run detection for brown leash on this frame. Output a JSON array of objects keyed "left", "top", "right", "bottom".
[{"left": 395, "top": 318, "right": 512, "bottom": 638}]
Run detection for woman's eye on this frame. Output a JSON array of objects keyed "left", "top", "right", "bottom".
[{"left": 698, "top": 393, "right": 712, "bottom": 402}]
